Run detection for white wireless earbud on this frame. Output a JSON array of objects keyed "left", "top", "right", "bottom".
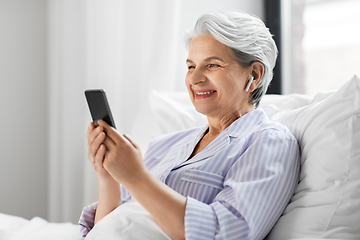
[{"left": 245, "top": 75, "right": 254, "bottom": 92}]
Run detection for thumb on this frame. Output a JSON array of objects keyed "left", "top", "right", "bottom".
[{"left": 123, "top": 134, "right": 140, "bottom": 150}]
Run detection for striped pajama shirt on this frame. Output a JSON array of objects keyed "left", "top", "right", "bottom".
[{"left": 79, "top": 108, "right": 300, "bottom": 239}]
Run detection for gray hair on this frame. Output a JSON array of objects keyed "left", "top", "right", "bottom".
[{"left": 184, "top": 12, "right": 278, "bottom": 108}]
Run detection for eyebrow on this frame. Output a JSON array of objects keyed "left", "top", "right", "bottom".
[{"left": 186, "top": 56, "right": 225, "bottom": 64}]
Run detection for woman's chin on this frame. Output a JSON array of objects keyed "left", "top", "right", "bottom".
[{"left": 194, "top": 105, "right": 218, "bottom": 118}]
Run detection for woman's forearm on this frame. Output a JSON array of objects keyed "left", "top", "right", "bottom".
[
  {"left": 125, "top": 172, "right": 187, "bottom": 240},
  {"left": 94, "top": 180, "right": 121, "bottom": 225}
]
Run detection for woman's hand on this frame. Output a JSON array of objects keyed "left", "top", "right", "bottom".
[
  {"left": 97, "top": 120, "right": 148, "bottom": 189},
  {"left": 97, "top": 120, "right": 186, "bottom": 239},
  {"left": 87, "top": 122, "right": 121, "bottom": 224},
  {"left": 86, "top": 122, "right": 118, "bottom": 186}
]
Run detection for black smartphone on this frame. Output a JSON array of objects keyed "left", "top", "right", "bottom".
[{"left": 85, "top": 89, "right": 116, "bottom": 129}]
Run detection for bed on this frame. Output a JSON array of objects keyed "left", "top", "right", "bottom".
[
  {"left": 0, "top": 213, "right": 80, "bottom": 240},
  {"left": 1, "top": 75, "right": 359, "bottom": 240}
]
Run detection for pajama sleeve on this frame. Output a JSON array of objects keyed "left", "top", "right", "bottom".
[{"left": 78, "top": 202, "right": 98, "bottom": 238}]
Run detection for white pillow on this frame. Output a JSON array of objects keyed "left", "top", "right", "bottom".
[
  {"left": 131, "top": 90, "right": 312, "bottom": 153},
  {"left": 259, "top": 93, "right": 313, "bottom": 117},
  {"left": 147, "top": 90, "right": 207, "bottom": 140},
  {"left": 266, "top": 75, "right": 360, "bottom": 239},
  {"left": 130, "top": 90, "right": 207, "bottom": 153}
]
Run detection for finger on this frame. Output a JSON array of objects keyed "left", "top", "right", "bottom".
[
  {"left": 102, "top": 134, "right": 117, "bottom": 152},
  {"left": 123, "top": 134, "right": 140, "bottom": 150},
  {"left": 86, "top": 122, "right": 96, "bottom": 139},
  {"left": 89, "top": 131, "right": 106, "bottom": 161},
  {"left": 87, "top": 125, "right": 104, "bottom": 148},
  {"left": 94, "top": 144, "right": 106, "bottom": 170},
  {"left": 98, "top": 120, "right": 127, "bottom": 145}
]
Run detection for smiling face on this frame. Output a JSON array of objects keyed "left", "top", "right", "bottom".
[{"left": 186, "top": 34, "right": 254, "bottom": 121}]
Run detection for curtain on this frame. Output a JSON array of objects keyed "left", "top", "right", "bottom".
[
  {"left": 47, "top": 0, "right": 263, "bottom": 224},
  {"left": 48, "top": 0, "right": 181, "bottom": 223}
]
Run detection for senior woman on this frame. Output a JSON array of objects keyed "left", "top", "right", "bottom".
[{"left": 79, "top": 12, "right": 300, "bottom": 240}]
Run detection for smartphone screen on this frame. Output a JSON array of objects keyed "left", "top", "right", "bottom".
[{"left": 85, "top": 89, "right": 116, "bottom": 129}]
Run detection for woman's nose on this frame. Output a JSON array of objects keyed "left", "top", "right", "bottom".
[{"left": 187, "top": 68, "right": 206, "bottom": 86}]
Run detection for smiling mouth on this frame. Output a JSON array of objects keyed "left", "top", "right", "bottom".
[{"left": 195, "top": 90, "right": 216, "bottom": 95}]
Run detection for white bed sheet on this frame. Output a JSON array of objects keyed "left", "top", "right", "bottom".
[{"left": 0, "top": 213, "right": 81, "bottom": 240}]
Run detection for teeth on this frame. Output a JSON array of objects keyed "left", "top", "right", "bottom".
[{"left": 196, "top": 91, "right": 215, "bottom": 95}]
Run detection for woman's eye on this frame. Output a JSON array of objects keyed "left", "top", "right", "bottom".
[
  {"left": 208, "top": 64, "right": 220, "bottom": 68},
  {"left": 188, "top": 66, "right": 195, "bottom": 70}
]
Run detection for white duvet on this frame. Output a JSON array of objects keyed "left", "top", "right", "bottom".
[
  {"left": 0, "top": 202, "right": 340, "bottom": 240},
  {"left": 0, "top": 200, "right": 171, "bottom": 240},
  {"left": 0, "top": 213, "right": 80, "bottom": 240},
  {"left": 85, "top": 200, "right": 171, "bottom": 240}
]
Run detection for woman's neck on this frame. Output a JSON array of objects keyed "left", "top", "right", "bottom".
[{"left": 206, "top": 105, "right": 254, "bottom": 136}]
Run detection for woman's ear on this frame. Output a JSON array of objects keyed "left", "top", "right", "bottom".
[{"left": 247, "top": 61, "right": 264, "bottom": 92}]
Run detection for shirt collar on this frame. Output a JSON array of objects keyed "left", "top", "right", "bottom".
[
  {"left": 193, "top": 108, "right": 269, "bottom": 140},
  {"left": 225, "top": 108, "right": 269, "bottom": 138}
]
